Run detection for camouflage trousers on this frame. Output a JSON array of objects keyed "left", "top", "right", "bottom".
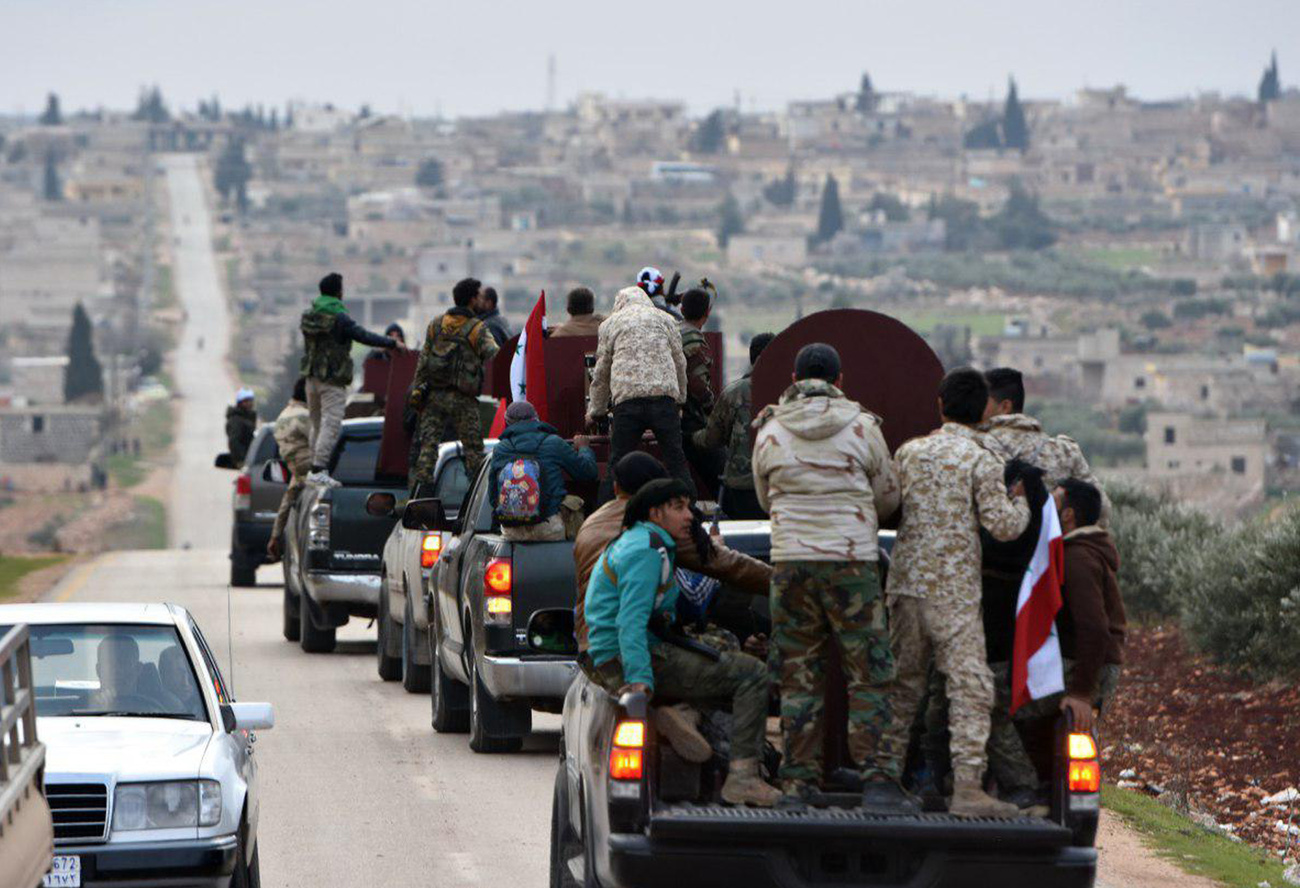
[
  {"left": 270, "top": 453, "right": 313, "bottom": 542},
  {"left": 588, "top": 643, "right": 769, "bottom": 761},
  {"left": 922, "top": 661, "right": 1040, "bottom": 793},
  {"left": 879, "top": 595, "right": 993, "bottom": 784},
  {"left": 771, "top": 561, "right": 894, "bottom": 784},
  {"left": 412, "top": 390, "right": 485, "bottom": 484}
]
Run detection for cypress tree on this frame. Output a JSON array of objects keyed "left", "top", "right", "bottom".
[
  {"left": 43, "top": 153, "right": 62, "bottom": 201},
  {"left": 64, "top": 303, "right": 104, "bottom": 403},
  {"left": 1259, "top": 51, "right": 1281, "bottom": 103},
  {"left": 716, "top": 192, "right": 745, "bottom": 248},
  {"left": 814, "top": 174, "right": 844, "bottom": 245},
  {"left": 855, "top": 73, "right": 877, "bottom": 113},
  {"left": 692, "top": 110, "right": 726, "bottom": 154},
  {"left": 764, "top": 165, "right": 797, "bottom": 207},
  {"left": 1003, "top": 78, "right": 1028, "bottom": 151},
  {"left": 38, "top": 93, "right": 62, "bottom": 126}
]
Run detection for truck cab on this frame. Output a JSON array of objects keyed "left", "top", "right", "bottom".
[{"left": 283, "top": 418, "right": 404, "bottom": 653}]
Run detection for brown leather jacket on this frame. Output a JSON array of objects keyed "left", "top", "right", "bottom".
[
  {"left": 572, "top": 497, "right": 772, "bottom": 652},
  {"left": 550, "top": 313, "right": 605, "bottom": 338}
]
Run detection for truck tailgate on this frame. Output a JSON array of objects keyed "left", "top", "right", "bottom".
[
  {"left": 507, "top": 540, "right": 577, "bottom": 628},
  {"left": 649, "top": 804, "right": 1073, "bottom": 849},
  {"left": 328, "top": 487, "right": 401, "bottom": 572}
]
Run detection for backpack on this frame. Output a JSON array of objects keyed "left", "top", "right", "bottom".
[
  {"left": 495, "top": 455, "right": 546, "bottom": 526},
  {"left": 300, "top": 310, "right": 353, "bottom": 386},
  {"left": 424, "top": 315, "right": 486, "bottom": 396}
]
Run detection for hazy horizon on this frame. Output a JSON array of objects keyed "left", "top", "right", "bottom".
[{"left": 2, "top": 0, "right": 1296, "bottom": 120}]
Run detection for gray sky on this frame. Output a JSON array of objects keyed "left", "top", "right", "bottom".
[{"left": 2, "top": 0, "right": 1294, "bottom": 119}]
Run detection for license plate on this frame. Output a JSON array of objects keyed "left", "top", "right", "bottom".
[{"left": 43, "top": 855, "right": 80, "bottom": 887}]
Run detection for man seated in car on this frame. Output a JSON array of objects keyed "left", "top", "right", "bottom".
[
  {"left": 87, "top": 634, "right": 145, "bottom": 711},
  {"left": 159, "top": 645, "right": 206, "bottom": 716}
]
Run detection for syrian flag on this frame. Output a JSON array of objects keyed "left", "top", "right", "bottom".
[
  {"left": 1010, "top": 497, "right": 1066, "bottom": 714},
  {"left": 509, "top": 291, "right": 549, "bottom": 423}
]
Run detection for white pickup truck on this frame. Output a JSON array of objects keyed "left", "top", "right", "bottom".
[{"left": 0, "top": 623, "right": 54, "bottom": 888}]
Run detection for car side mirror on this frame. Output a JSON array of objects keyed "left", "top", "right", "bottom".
[
  {"left": 365, "top": 491, "right": 397, "bottom": 518},
  {"left": 214, "top": 453, "right": 237, "bottom": 470},
  {"left": 402, "top": 498, "right": 449, "bottom": 531},
  {"left": 221, "top": 702, "right": 275, "bottom": 732}
]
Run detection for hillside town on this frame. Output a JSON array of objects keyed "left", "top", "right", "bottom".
[{"left": 5, "top": 59, "right": 1299, "bottom": 532}]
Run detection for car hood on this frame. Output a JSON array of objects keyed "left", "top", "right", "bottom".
[{"left": 40, "top": 717, "right": 214, "bottom": 782}]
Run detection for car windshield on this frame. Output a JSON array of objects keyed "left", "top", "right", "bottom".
[{"left": 18, "top": 623, "right": 208, "bottom": 720}]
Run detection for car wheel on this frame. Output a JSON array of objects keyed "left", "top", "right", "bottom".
[
  {"left": 468, "top": 642, "right": 526, "bottom": 754},
  {"left": 230, "top": 551, "right": 257, "bottom": 588},
  {"left": 299, "top": 593, "right": 337, "bottom": 653},
  {"left": 550, "top": 767, "right": 587, "bottom": 888},
  {"left": 282, "top": 588, "right": 301, "bottom": 642},
  {"left": 230, "top": 828, "right": 260, "bottom": 888},
  {"left": 401, "top": 592, "right": 431, "bottom": 694},
  {"left": 429, "top": 610, "right": 469, "bottom": 733},
  {"left": 376, "top": 576, "right": 401, "bottom": 681}
]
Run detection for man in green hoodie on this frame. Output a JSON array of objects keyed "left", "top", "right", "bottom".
[{"left": 300, "top": 272, "right": 399, "bottom": 487}]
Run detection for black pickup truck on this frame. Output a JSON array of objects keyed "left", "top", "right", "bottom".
[
  {"left": 418, "top": 457, "right": 582, "bottom": 753},
  {"left": 551, "top": 528, "right": 1100, "bottom": 888},
  {"left": 283, "top": 417, "right": 405, "bottom": 653}
]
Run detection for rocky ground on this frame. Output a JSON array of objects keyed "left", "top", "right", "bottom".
[{"left": 1105, "top": 625, "right": 1300, "bottom": 864}]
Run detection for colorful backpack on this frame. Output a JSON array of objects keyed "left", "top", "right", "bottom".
[{"left": 495, "top": 456, "right": 545, "bottom": 526}]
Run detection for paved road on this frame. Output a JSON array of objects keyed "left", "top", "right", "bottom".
[{"left": 49, "top": 156, "right": 556, "bottom": 887}]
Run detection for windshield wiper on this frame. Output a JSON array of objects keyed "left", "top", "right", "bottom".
[{"left": 72, "top": 711, "right": 201, "bottom": 720}]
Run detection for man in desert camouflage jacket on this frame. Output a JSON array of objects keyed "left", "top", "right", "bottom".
[
  {"left": 878, "top": 367, "right": 1030, "bottom": 818},
  {"left": 268, "top": 378, "right": 313, "bottom": 560}
]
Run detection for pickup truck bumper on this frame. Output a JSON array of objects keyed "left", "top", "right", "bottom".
[
  {"left": 304, "top": 570, "right": 380, "bottom": 606},
  {"left": 607, "top": 833, "right": 1097, "bottom": 888},
  {"left": 478, "top": 654, "right": 578, "bottom": 701},
  {"left": 52, "top": 834, "right": 238, "bottom": 887}
]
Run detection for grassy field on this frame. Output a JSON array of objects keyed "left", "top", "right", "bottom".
[
  {"left": 1064, "top": 245, "right": 1162, "bottom": 272},
  {"left": 154, "top": 263, "right": 175, "bottom": 308},
  {"left": 891, "top": 310, "right": 1006, "bottom": 337},
  {"left": 0, "top": 554, "right": 68, "bottom": 602},
  {"left": 106, "top": 398, "right": 174, "bottom": 490},
  {"left": 1101, "top": 785, "right": 1291, "bottom": 888}
]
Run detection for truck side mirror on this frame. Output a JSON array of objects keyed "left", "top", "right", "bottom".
[
  {"left": 365, "top": 492, "right": 398, "bottom": 518},
  {"left": 402, "top": 498, "right": 449, "bottom": 531},
  {"left": 214, "top": 453, "right": 237, "bottom": 470}
]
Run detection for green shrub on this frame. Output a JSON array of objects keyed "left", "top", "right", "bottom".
[
  {"left": 1181, "top": 508, "right": 1300, "bottom": 678},
  {"left": 1104, "top": 481, "right": 1221, "bottom": 618}
]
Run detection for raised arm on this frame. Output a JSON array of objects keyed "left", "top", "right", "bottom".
[{"left": 973, "top": 452, "right": 1030, "bottom": 542}]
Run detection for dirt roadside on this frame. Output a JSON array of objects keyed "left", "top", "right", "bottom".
[{"left": 1097, "top": 809, "right": 1221, "bottom": 888}]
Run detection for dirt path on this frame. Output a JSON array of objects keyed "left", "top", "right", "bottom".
[{"left": 1097, "top": 810, "right": 1222, "bottom": 888}]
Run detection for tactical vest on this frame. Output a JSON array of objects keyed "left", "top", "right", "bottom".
[
  {"left": 425, "top": 314, "right": 486, "bottom": 396},
  {"left": 300, "top": 310, "right": 353, "bottom": 387}
]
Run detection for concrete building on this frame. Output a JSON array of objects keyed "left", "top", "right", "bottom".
[
  {"left": 1145, "top": 411, "right": 1268, "bottom": 500},
  {"left": 0, "top": 405, "right": 102, "bottom": 464},
  {"left": 8, "top": 356, "right": 68, "bottom": 405}
]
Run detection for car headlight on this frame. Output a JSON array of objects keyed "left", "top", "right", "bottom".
[{"left": 112, "top": 781, "right": 222, "bottom": 831}]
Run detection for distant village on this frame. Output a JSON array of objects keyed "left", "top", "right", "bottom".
[{"left": 2, "top": 55, "right": 1300, "bottom": 524}]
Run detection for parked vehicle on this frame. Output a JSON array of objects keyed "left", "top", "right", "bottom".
[
  {"left": 283, "top": 418, "right": 404, "bottom": 653},
  {"left": 0, "top": 623, "right": 54, "bottom": 888},
  {"left": 423, "top": 458, "right": 582, "bottom": 753},
  {"left": 550, "top": 526, "right": 1100, "bottom": 888},
  {"left": 0, "top": 602, "right": 276, "bottom": 888},
  {"left": 216, "top": 426, "right": 285, "bottom": 588},
  {"left": 372, "top": 441, "right": 481, "bottom": 693}
]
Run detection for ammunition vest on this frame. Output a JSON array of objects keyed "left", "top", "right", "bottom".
[
  {"left": 300, "top": 310, "right": 353, "bottom": 387},
  {"left": 425, "top": 314, "right": 486, "bottom": 396}
]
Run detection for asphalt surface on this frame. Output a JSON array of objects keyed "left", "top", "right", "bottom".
[{"left": 48, "top": 155, "right": 556, "bottom": 887}]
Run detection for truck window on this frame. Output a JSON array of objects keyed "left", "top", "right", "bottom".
[
  {"left": 247, "top": 427, "right": 279, "bottom": 468},
  {"left": 434, "top": 457, "right": 469, "bottom": 510},
  {"left": 331, "top": 434, "right": 383, "bottom": 485}
]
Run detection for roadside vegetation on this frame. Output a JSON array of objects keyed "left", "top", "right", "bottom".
[
  {"left": 0, "top": 554, "right": 67, "bottom": 602},
  {"left": 1103, "top": 786, "right": 1290, "bottom": 888},
  {"left": 105, "top": 497, "right": 167, "bottom": 550},
  {"left": 105, "top": 396, "right": 174, "bottom": 490}
]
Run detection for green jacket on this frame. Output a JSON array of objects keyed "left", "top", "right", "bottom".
[{"left": 584, "top": 522, "right": 678, "bottom": 689}]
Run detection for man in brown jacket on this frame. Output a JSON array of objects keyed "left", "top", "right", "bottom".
[
  {"left": 573, "top": 451, "right": 771, "bottom": 653},
  {"left": 1018, "top": 478, "right": 1126, "bottom": 779},
  {"left": 550, "top": 287, "right": 605, "bottom": 338}
]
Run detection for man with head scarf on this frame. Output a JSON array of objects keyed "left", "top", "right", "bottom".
[{"left": 225, "top": 387, "right": 257, "bottom": 465}]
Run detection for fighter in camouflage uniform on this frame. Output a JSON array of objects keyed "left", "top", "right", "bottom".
[
  {"left": 408, "top": 278, "right": 499, "bottom": 486},
  {"left": 693, "top": 333, "right": 775, "bottom": 520},
  {"left": 753, "top": 344, "right": 903, "bottom": 804},
  {"left": 267, "top": 379, "right": 313, "bottom": 559},
  {"left": 878, "top": 368, "right": 1029, "bottom": 818},
  {"left": 678, "top": 286, "right": 723, "bottom": 498}
]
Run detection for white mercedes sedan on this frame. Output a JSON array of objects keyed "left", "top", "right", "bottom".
[{"left": 0, "top": 603, "right": 274, "bottom": 888}]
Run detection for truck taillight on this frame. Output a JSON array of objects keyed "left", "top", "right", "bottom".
[
  {"left": 1068, "top": 732, "right": 1100, "bottom": 793},
  {"left": 610, "top": 719, "right": 645, "bottom": 781},
  {"left": 420, "top": 533, "right": 442, "bottom": 568},
  {"left": 233, "top": 473, "right": 251, "bottom": 511},
  {"left": 483, "top": 558, "right": 512, "bottom": 626},
  {"left": 308, "top": 502, "right": 331, "bottom": 549}
]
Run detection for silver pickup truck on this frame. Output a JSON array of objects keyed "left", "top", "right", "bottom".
[{"left": 0, "top": 623, "right": 54, "bottom": 888}]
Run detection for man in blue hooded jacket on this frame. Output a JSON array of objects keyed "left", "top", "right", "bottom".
[{"left": 488, "top": 400, "right": 597, "bottom": 541}]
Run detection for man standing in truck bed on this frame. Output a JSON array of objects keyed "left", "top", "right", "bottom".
[
  {"left": 878, "top": 368, "right": 1030, "bottom": 818},
  {"left": 409, "top": 277, "right": 500, "bottom": 487},
  {"left": 300, "top": 272, "right": 398, "bottom": 486}
]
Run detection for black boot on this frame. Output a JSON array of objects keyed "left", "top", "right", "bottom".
[{"left": 861, "top": 778, "right": 922, "bottom": 815}]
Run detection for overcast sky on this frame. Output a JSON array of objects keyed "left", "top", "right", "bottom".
[{"left": 2, "top": 0, "right": 1294, "bottom": 119}]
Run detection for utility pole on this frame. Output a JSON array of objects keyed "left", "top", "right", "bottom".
[{"left": 546, "top": 54, "right": 558, "bottom": 112}]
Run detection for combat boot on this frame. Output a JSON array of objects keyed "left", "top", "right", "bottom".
[
  {"left": 652, "top": 704, "right": 712, "bottom": 763},
  {"left": 948, "top": 781, "right": 1020, "bottom": 818},
  {"left": 721, "top": 758, "right": 782, "bottom": 807}
]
